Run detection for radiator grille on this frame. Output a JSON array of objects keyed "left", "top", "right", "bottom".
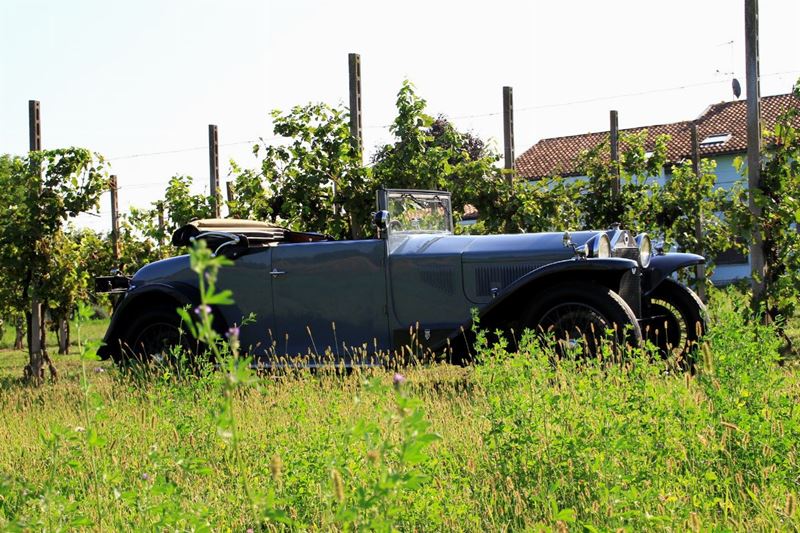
[
  {"left": 618, "top": 269, "right": 642, "bottom": 317},
  {"left": 614, "top": 246, "right": 640, "bottom": 264}
]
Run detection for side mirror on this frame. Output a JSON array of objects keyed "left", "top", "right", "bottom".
[{"left": 373, "top": 210, "right": 389, "bottom": 230}]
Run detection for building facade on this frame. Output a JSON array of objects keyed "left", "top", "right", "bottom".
[{"left": 515, "top": 93, "right": 799, "bottom": 285}]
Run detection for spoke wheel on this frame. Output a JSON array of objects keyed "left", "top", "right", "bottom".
[
  {"left": 525, "top": 282, "right": 642, "bottom": 359},
  {"left": 643, "top": 278, "right": 706, "bottom": 368},
  {"left": 643, "top": 302, "right": 682, "bottom": 355},
  {"left": 537, "top": 302, "right": 611, "bottom": 355}
]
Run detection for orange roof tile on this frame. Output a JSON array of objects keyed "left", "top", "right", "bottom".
[{"left": 515, "top": 93, "right": 800, "bottom": 179}]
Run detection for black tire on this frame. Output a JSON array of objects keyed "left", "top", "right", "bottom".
[
  {"left": 525, "top": 282, "right": 642, "bottom": 358},
  {"left": 117, "top": 305, "right": 198, "bottom": 366},
  {"left": 643, "top": 278, "right": 706, "bottom": 366}
]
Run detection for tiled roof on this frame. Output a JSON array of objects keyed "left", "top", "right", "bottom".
[{"left": 515, "top": 93, "right": 800, "bottom": 179}]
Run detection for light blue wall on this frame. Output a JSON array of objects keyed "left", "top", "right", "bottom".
[
  {"left": 704, "top": 153, "right": 750, "bottom": 285},
  {"left": 712, "top": 154, "right": 747, "bottom": 190}
]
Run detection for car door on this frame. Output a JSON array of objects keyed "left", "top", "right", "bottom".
[
  {"left": 271, "top": 240, "right": 390, "bottom": 362},
  {"left": 216, "top": 247, "right": 275, "bottom": 363}
]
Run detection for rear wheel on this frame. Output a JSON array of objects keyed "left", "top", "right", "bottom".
[
  {"left": 118, "top": 306, "right": 199, "bottom": 366},
  {"left": 643, "top": 278, "right": 706, "bottom": 367},
  {"left": 525, "top": 283, "right": 642, "bottom": 358}
]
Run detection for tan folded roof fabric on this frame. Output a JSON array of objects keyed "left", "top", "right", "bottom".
[
  {"left": 186, "top": 219, "right": 284, "bottom": 232},
  {"left": 172, "top": 218, "right": 286, "bottom": 247}
]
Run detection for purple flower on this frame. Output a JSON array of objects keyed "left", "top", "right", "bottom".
[
  {"left": 393, "top": 373, "right": 406, "bottom": 388},
  {"left": 226, "top": 326, "right": 240, "bottom": 339},
  {"left": 93, "top": 367, "right": 105, "bottom": 373},
  {"left": 140, "top": 473, "right": 150, "bottom": 481},
  {"left": 194, "top": 305, "right": 212, "bottom": 316}
]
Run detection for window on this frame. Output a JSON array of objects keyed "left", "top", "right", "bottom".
[{"left": 700, "top": 133, "right": 732, "bottom": 147}]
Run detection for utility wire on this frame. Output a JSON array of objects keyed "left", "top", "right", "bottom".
[
  {"left": 107, "top": 137, "right": 280, "bottom": 162},
  {"left": 372, "top": 69, "right": 800, "bottom": 126},
  {"left": 106, "top": 70, "right": 798, "bottom": 160}
]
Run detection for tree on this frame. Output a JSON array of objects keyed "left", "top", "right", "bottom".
[
  {"left": 0, "top": 148, "right": 107, "bottom": 383},
  {"left": 161, "top": 174, "right": 215, "bottom": 229},
  {"left": 372, "top": 81, "right": 500, "bottom": 226},
  {"left": 115, "top": 175, "right": 215, "bottom": 272},
  {"left": 652, "top": 158, "right": 744, "bottom": 285},
  {"left": 69, "top": 227, "right": 116, "bottom": 312},
  {"left": 458, "top": 175, "right": 583, "bottom": 235},
  {"left": 575, "top": 130, "right": 669, "bottom": 232},
  {"left": 0, "top": 155, "right": 27, "bottom": 350},
  {"left": 230, "top": 103, "right": 371, "bottom": 240},
  {"left": 732, "top": 79, "right": 800, "bottom": 329},
  {"left": 42, "top": 230, "right": 87, "bottom": 354}
]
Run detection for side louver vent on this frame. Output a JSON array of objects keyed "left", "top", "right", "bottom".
[
  {"left": 475, "top": 264, "right": 541, "bottom": 296},
  {"left": 419, "top": 267, "right": 456, "bottom": 294}
]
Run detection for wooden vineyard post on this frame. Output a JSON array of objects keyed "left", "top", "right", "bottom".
[
  {"left": 690, "top": 123, "right": 707, "bottom": 303},
  {"left": 209, "top": 124, "right": 220, "bottom": 218},
  {"left": 610, "top": 110, "right": 620, "bottom": 198},
  {"left": 503, "top": 86, "right": 515, "bottom": 185}
]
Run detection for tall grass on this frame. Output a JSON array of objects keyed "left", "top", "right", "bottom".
[{"left": 1, "top": 278, "right": 798, "bottom": 530}]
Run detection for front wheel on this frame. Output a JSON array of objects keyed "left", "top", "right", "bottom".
[
  {"left": 642, "top": 278, "right": 706, "bottom": 366},
  {"left": 525, "top": 282, "right": 642, "bottom": 359}
]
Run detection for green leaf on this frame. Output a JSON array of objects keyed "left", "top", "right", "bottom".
[
  {"left": 205, "top": 290, "right": 234, "bottom": 305},
  {"left": 554, "top": 508, "right": 576, "bottom": 523}
]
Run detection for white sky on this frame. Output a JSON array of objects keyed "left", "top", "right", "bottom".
[{"left": 1, "top": 0, "right": 798, "bottom": 233}]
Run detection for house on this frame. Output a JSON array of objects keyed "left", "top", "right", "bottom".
[{"left": 514, "top": 92, "right": 800, "bottom": 285}]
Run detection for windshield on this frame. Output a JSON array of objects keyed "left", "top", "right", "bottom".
[{"left": 386, "top": 191, "right": 453, "bottom": 235}]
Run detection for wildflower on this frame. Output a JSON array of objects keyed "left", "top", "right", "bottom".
[
  {"left": 93, "top": 367, "right": 105, "bottom": 373},
  {"left": 393, "top": 373, "right": 406, "bottom": 389},
  {"left": 246, "top": 529, "right": 254, "bottom": 533},
  {"left": 194, "top": 305, "right": 212, "bottom": 316},
  {"left": 226, "top": 326, "right": 240, "bottom": 339},
  {"left": 74, "top": 426, "right": 85, "bottom": 433},
  {"left": 140, "top": 473, "right": 150, "bottom": 481}
]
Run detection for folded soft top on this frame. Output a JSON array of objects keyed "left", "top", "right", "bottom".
[{"left": 171, "top": 218, "right": 287, "bottom": 247}]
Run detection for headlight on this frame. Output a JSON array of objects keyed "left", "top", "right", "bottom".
[
  {"left": 636, "top": 234, "right": 652, "bottom": 268},
  {"left": 595, "top": 234, "right": 612, "bottom": 258}
]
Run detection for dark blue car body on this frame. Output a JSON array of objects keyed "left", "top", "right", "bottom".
[{"left": 98, "top": 189, "right": 705, "bottom": 365}]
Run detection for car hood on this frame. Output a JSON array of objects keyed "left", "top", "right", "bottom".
[{"left": 388, "top": 231, "right": 601, "bottom": 262}]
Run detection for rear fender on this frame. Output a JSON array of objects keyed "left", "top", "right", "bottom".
[
  {"left": 98, "top": 282, "right": 199, "bottom": 360},
  {"left": 643, "top": 253, "right": 704, "bottom": 296}
]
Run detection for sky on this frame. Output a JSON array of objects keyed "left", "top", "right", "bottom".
[{"left": 1, "top": 0, "right": 798, "bottom": 233}]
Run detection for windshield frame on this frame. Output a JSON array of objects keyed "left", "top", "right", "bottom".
[{"left": 379, "top": 189, "right": 454, "bottom": 237}]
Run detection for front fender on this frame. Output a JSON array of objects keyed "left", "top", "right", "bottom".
[
  {"left": 642, "top": 253, "right": 704, "bottom": 296},
  {"left": 429, "top": 257, "right": 639, "bottom": 355},
  {"left": 487, "top": 257, "right": 639, "bottom": 314}
]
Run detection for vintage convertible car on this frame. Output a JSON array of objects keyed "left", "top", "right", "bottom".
[{"left": 97, "top": 188, "right": 706, "bottom": 365}]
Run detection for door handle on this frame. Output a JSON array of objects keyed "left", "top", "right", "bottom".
[{"left": 270, "top": 269, "right": 286, "bottom": 277}]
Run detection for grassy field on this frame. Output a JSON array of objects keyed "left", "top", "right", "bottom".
[{"left": 1, "top": 292, "right": 799, "bottom": 531}]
